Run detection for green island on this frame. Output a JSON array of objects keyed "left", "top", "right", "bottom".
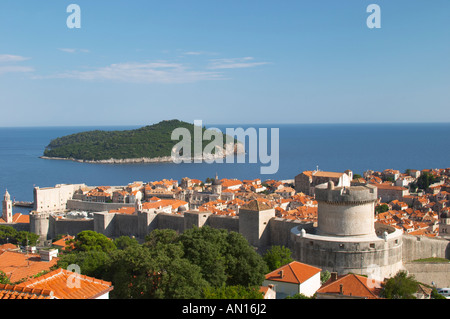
[{"left": 42, "top": 119, "right": 239, "bottom": 163}]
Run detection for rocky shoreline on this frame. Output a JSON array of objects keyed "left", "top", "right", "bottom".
[{"left": 40, "top": 142, "right": 245, "bottom": 164}]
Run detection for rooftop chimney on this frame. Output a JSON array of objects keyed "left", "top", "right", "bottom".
[
  {"left": 339, "top": 284, "right": 344, "bottom": 295},
  {"left": 278, "top": 270, "right": 284, "bottom": 278},
  {"left": 330, "top": 272, "right": 338, "bottom": 282}
]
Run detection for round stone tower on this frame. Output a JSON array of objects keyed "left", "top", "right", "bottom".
[
  {"left": 291, "top": 182, "right": 403, "bottom": 280},
  {"left": 30, "top": 211, "right": 51, "bottom": 243},
  {"left": 315, "top": 182, "right": 377, "bottom": 237}
]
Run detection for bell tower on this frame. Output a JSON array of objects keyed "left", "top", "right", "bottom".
[{"left": 2, "top": 190, "right": 13, "bottom": 223}]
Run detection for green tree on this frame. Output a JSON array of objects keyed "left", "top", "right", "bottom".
[
  {"left": 375, "top": 204, "right": 389, "bottom": 214},
  {"left": 105, "top": 245, "right": 159, "bottom": 299},
  {"left": 15, "top": 231, "right": 40, "bottom": 246},
  {"left": 178, "top": 226, "right": 228, "bottom": 287},
  {"left": 144, "top": 228, "right": 179, "bottom": 247},
  {"left": 222, "top": 231, "right": 268, "bottom": 287},
  {"left": 203, "top": 284, "right": 264, "bottom": 299},
  {"left": 0, "top": 270, "right": 10, "bottom": 284},
  {"left": 380, "top": 270, "right": 418, "bottom": 299},
  {"left": 105, "top": 243, "right": 207, "bottom": 299},
  {"left": 70, "top": 230, "right": 116, "bottom": 253},
  {"left": 0, "top": 226, "right": 18, "bottom": 244},
  {"left": 320, "top": 270, "right": 331, "bottom": 284},
  {"left": 114, "top": 236, "right": 139, "bottom": 250},
  {"left": 178, "top": 226, "right": 268, "bottom": 287},
  {"left": 263, "top": 245, "right": 293, "bottom": 272},
  {"left": 416, "top": 172, "right": 439, "bottom": 190},
  {"left": 431, "top": 288, "right": 447, "bottom": 299},
  {"left": 0, "top": 226, "right": 39, "bottom": 246},
  {"left": 56, "top": 250, "right": 111, "bottom": 280}
]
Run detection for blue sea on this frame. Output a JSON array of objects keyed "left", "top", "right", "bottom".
[{"left": 0, "top": 123, "right": 449, "bottom": 210}]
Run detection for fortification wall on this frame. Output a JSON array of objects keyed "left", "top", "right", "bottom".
[
  {"left": 53, "top": 219, "right": 94, "bottom": 237},
  {"left": 269, "top": 218, "right": 311, "bottom": 248},
  {"left": 157, "top": 213, "right": 185, "bottom": 233},
  {"left": 93, "top": 212, "right": 116, "bottom": 238},
  {"left": 0, "top": 223, "right": 30, "bottom": 232},
  {"left": 113, "top": 214, "right": 138, "bottom": 238},
  {"left": 67, "top": 199, "right": 134, "bottom": 213},
  {"left": 289, "top": 226, "right": 404, "bottom": 279},
  {"left": 403, "top": 262, "right": 450, "bottom": 288},
  {"left": 402, "top": 235, "right": 450, "bottom": 261},
  {"left": 207, "top": 215, "right": 239, "bottom": 233}
]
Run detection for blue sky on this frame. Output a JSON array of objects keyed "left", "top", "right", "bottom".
[{"left": 0, "top": 0, "right": 449, "bottom": 126}]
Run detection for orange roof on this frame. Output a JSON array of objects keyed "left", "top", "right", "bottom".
[
  {"left": 317, "top": 274, "right": 382, "bottom": 299},
  {"left": 52, "top": 235, "right": 75, "bottom": 251},
  {"left": 0, "top": 283, "right": 53, "bottom": 299},
  {"left": 371, "top": 183, "right": 407, "bottom": 191},
  {"left": 313, "top": 171, "right": 344, "bottom": 178},
  {"left": 142, "top": 199, "right": 187, "bottom": 211},
  {"left": 265, "top": 261, "right": 321, "bottom": 284},
  {"left": 221, "top": 179, "right": 243, "bottom": 188},
  {"left": 109, "top": 206, "right": 136, "bottom": 215},
  {"left": 0, "top": 243, "right": 19, "bottom": 253},
  {"left": 0, "top": 251, "right": 59, "bottom": 283},
  {"left": 21, "top": 268, "right": 113, "bottom": 299},
  {"left": 0, "top": 213, "right": 30, "bottom": 224}
]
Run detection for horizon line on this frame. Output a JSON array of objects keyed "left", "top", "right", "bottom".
[{"left": 1, "top": 120, "right": 450, "bottom": 129}]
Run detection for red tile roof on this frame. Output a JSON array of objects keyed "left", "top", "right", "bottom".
[
  {"left": 52, "top": 235, "right": 75, "bottom": 251},
  {"left": 21, "top": 268, "right": 113, "bottom": 299},
  {"left": 0, "top": 283, "right": 53, "bottom": 299},
  {"left": 317, "top": 274, "right": 382, "bottom": 299},
  {"left": 265, "top": 261, "right": 321, "bottom": 284},
  {"left": 0, "top": 251, "right": 58, "bottom": 283}
]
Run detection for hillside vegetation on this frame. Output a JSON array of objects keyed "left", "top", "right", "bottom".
[{"left": 43, "top": 120, "right": 234, "bottom": 161}]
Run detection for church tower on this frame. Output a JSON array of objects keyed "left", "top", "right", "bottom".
[
  {"left": 211, "top": 173, "right": 222, "bottom": 195},
  {"left": 2, "top": 190, "right": 13, "bottom": 223}
]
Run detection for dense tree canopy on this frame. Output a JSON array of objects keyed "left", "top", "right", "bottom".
[
  {"left": 380, "top": 270, "right": 419, "bottom": 299},
  {"left": 262, "top": 245, "right": 293, "bottom": 272},
  {"left": 43, "top": 120, "right": 236, "bottom": 161},
  {"left": 56, "top": 227, "right": 269, "bottom": 299},
  {"left": 0, "top": 226, "right": 39, "bottom": 246}
]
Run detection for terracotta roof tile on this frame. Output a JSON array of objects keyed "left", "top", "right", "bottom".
[
  {"left": 0, "top": 283, "right": 53, "bottom": 299},
  {"left": 265, "top": 261, "right": 321, "bottom": 284},
  {"left": 0, "top": 251, "right": 58, "bottom": 283},
  {"left": 21, "top": 268, "right": 113, "bottom": 299},
  {"left": 317, "top": 274, "right": 382, "bottom": 299}
]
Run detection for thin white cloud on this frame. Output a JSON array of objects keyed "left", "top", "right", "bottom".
[
  {"left": 182, "top": 51, "right": 218, "bottom": 56},
  {"left": 208, "top": 57, "right": 269, "bottom": 70},
  {"left": 47, "top": 61, "right": 223, "bottom": 84},
  {"left": 58, "top": 48, "right": 90, "bottom": 54},
  {"left": 0, "top": 66, "right": 34, "bottom": 75},
  {"left": 0, "top": 54, "right": 30, "bottom": 63},
  {"left": 0, "top": 54, "right": 33, "bottom": 75}
]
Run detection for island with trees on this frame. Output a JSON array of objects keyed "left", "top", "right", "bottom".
[{"left": 41, "top": 119, "right": 241, "bottom": 163}]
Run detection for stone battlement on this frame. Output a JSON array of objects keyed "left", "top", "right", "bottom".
[{"left": 315, "top": 182, "right": 377, "bottom": 204}]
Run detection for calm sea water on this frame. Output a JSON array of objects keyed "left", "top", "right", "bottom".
[{"left": 0, "top": 123, "right": 449, "bottom": 207}]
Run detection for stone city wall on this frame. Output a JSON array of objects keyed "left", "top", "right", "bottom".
[{"left": 402, "top": 235, "right": 450, "bottom": 261}]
